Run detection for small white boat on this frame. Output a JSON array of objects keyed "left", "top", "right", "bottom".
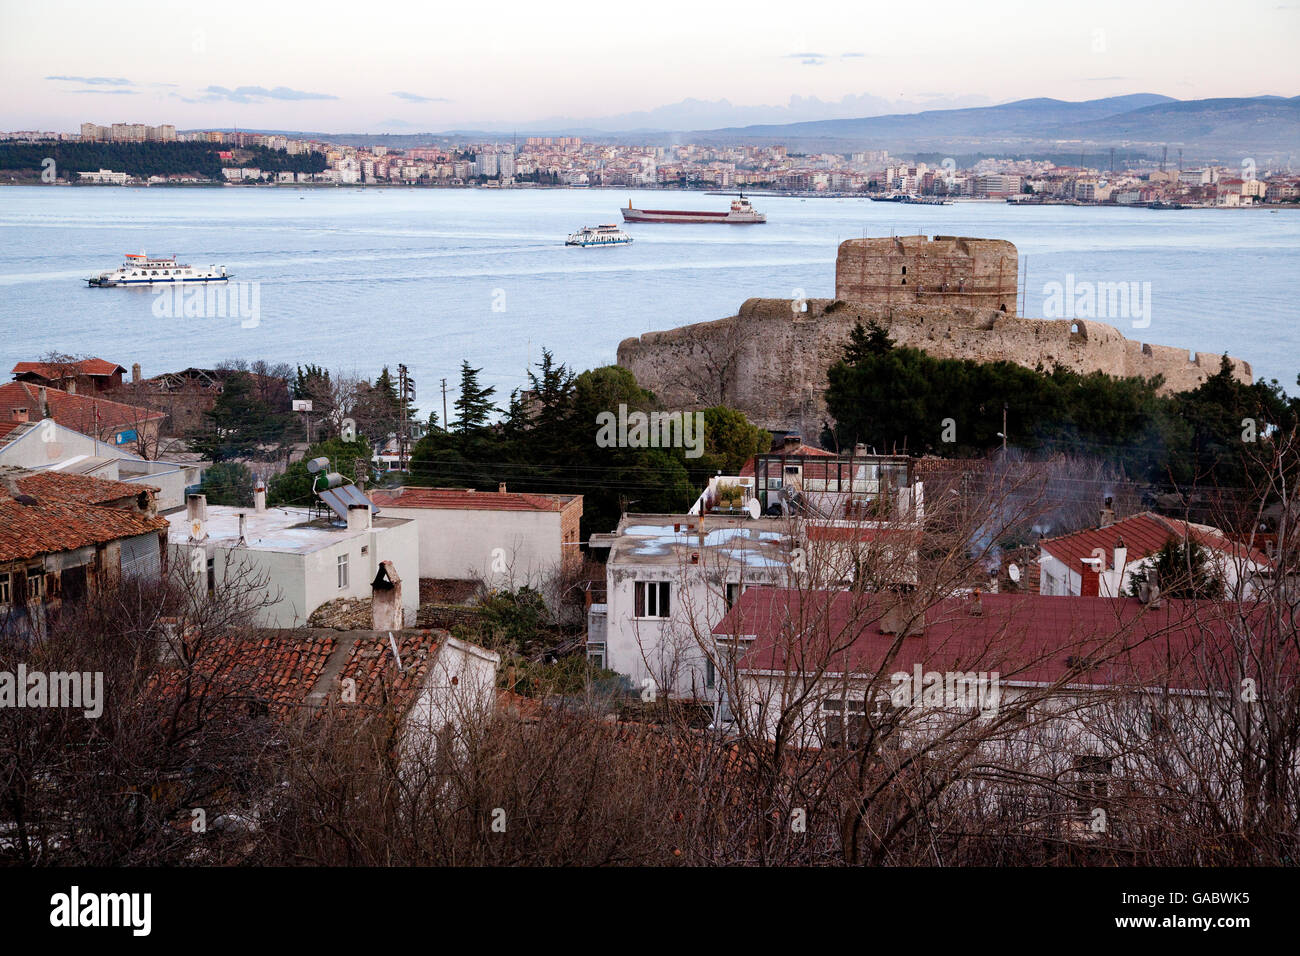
[
  {"left": 566, "top": 224, "right": 633, "bottom": 247},
  {"left": 87, "top": 252, "right": 231, "bottom": 287}
]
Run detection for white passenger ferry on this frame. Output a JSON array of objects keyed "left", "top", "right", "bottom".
[
  {"left": 565, "top": 224, "right": 633, "bottom": 247},
  {"left": 87, "top": 252, "right": 232, "bottom": 286}
]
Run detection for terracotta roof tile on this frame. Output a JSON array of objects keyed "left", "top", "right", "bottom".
[
  {"left": 0, "top": 468, "right": 167, "bottom": 562},
  {"left": 0, "top": 382, "right": 162, "bottom": 440},
  {"left": 12, "top": 358, "right": 126, "bottom": 378}
]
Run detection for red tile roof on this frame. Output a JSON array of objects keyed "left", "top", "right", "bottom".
[
  {"left": 155, "top": 629, "right": 452, "bottom": 721},
  {"left": 1040, "top": 512, "right": 1271, "bottom": 570},
  {"left": 12, "top": 358, "right": 126, "bottom": 379},
  {"left": 716, "top": 587, "right": 1292, "bottom": 692},
  {"left": 12, "top": 469, "right": 156, "bottom": 506},
  {"left": 0, "top": 469, "right": 167, "bottom": 562},
  {"left": 0, "top": 382, "right": 163, "bottom": 439},
  {"left": 372, "top": 486, "right": 578, "bottom": 513}
]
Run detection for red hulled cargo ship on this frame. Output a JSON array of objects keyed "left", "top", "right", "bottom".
[{"left": 621, "top": 194, "right": 766, "bottom": 224}]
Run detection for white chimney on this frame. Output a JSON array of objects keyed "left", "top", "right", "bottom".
[
  {"left": 254, "top": 478, "right": 266, "bottom": 513},
  {"left": 347, "top": 503, "right": 371, "bottom": 532},
  {"left": 1113, "top": 536, "right": 1128, "bottom": 578},
  {"left": 186, "top": 494, "right": 208, "bottom": 541},
  {"left": 237, "top": 512, "right": 247, "bottom": 546}
]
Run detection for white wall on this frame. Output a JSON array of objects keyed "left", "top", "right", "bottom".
[
  {"left": 170, "top": 518, "right": 420, "bottom": 629},
  {"left": 605, "top": 559, "right": 788, "bottom": 699},
  {"left": 379, "top": 505, "right": 563, "bottom": 585}
]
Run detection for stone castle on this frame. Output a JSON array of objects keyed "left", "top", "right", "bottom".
[{"left": 617, "top": 235, "right": 1252, "bottom": 433}]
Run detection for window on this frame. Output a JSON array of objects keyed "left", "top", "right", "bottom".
[
  {"left": 26, "top": 567, "right": 45, "bottom": 602},
  {"left": 705, "top": 656, "right": 716, "bottom": 689},
  {"left": 725, "top": 582, "right": 742, "bottom": 610},
  {"left": 0, "top": 572, "right": 9, "bottom": 604},
  {"left": 1073, "top": 754, "right": 1113, "bottom": 805},
  {"left": 337, "top": 553, "right": 349, "bottom": 589},
  {"left": 823, "top": 698, "right": 868, "bottom": 748},
  {"left": 634, "top": 580, "right": 670, "bottom": 618},
  {"left": 587, "top": 643, "right": 605, "bottom": 670}
]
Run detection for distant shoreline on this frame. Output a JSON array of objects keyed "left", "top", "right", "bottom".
[{"left": 3, "top": 180, "right": 1296, "bottom": 210}]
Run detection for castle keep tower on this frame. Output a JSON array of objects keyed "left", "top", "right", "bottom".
[{"left": 835, "top": 235, "right": 1018, "bottom": 312}]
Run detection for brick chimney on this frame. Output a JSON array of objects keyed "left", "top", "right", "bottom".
[
  {"left": 498, "top": 482, "right": 507, "bottom": 494},
  {"left": 1080, "top": 558, "right": 1101, "bottom": 596},
  {"left": 10, "top": 407, "right": 28, "bottom": 423},
  {"left": 132, "top": 362, "right": 142, "bottom": 383}
]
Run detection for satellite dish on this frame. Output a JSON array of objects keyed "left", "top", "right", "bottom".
[
  {"left": 1008, "top": 563, "right": 1021, "bottom": 583},
  {"left": 746, "top": 498, "right": 761, "bottom": 519}
]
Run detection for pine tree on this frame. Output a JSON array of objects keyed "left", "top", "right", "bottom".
[{"left": 452, "top": 361, "right": 497, "bottom": 434}]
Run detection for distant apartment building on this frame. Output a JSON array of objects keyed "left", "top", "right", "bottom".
[
  {"left": 974, "top": 173, "right": 1022, "bottom": 198},
  {"left": 77, "top": 169, "right": 130, "bottom": 184},
  {"left": 80, "top": 122, "right": 175, "bottom": 143}
]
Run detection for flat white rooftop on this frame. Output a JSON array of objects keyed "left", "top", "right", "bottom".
[{"left": 166, "top": 506, "right": 409, "bottom": 555}]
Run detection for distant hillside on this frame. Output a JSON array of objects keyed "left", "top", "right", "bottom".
[{"left": 689, "top": 94, "right": 1300, "bottom": 162}]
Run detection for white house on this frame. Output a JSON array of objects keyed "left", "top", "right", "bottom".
[
  {"left": 166, "top": 493, "right": 419, "bottom": 628},
  {"left": 592, "top": 513, "right": 798, "bottom": 700},
  {"left": 715, "top": 587, "right": 1270, "bottom": 824},
  {"left": 1038, "top": 511, "right": 1271, "bottom": 599},
  {"left": 370, "top": 485, "right": 581, "bottom": 586}
]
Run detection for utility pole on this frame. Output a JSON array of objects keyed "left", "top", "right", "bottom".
[
  {"left": 1002, "top": 404, "right": 1008, "bottom": 455},
  {"left": 441, "top": 377, "right": 449, "bottom": 432},
  {"left": 397, "top": 364, "right": 415, "bottom": 473}
]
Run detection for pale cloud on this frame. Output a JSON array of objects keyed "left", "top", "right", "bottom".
[
  {"left": 46, "top": 75, "right": 134, "bottom": 86},
  {"left": 392, "top": 91, "right": 451, "bottom": 103},
  {"left": 202, "top": 85, "right": 338, "bottom": 103}
]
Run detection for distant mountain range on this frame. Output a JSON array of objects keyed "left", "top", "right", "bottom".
[
  {"left": 686, "top": 94, "right": 1300, "bottom": 161},
  {"left": 197, "top": 93, "right": 1300, "bottom": 162}
]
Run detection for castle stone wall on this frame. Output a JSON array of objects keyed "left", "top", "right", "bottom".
[
  {"left": 617, "top": 237, "right": 1252, "bottom": 433},
  {"left": 618, "top": 297, "right": 1252, "bottom": 433}
]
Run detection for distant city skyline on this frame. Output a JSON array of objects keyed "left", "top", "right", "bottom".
[{"left": 1, "top": 0, "right": 1296, "bottom": 133}]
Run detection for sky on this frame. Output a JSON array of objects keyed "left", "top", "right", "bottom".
[{"left": 1, "top": 0, "right": 1297, "bottom": 133}]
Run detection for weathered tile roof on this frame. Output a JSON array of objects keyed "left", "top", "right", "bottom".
[
  {"left": 0, "top": 468, "right": 167, "bottom": 562},
  {"left": 155, "top": 628, "right": 453, "bottom": 721}
]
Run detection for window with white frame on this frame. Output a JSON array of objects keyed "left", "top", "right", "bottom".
[
  {"left": 26, "top": 567, "right": 45, "bottom": 602},
  {"left": 0, "top": 572, "right": 10, "bottom": 604},
  {"left": 337, "top": 553, "right": 349, "bottom": 589},
  {"left": 634, "top": 580, "right": 670, "bottom": 618}
]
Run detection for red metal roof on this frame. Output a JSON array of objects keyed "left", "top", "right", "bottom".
[
  {"left": 715, "top": 587, "right": 1291, "bottom": 692},
  {"left": 1039, "top": 512, "right": 1271, "bottom": 570},
  {"left": 0, "top": 382, "right": 163, "bottom": 439},
  {"left": 372, "top": 486, "right": 579, "bottom": 513}
]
